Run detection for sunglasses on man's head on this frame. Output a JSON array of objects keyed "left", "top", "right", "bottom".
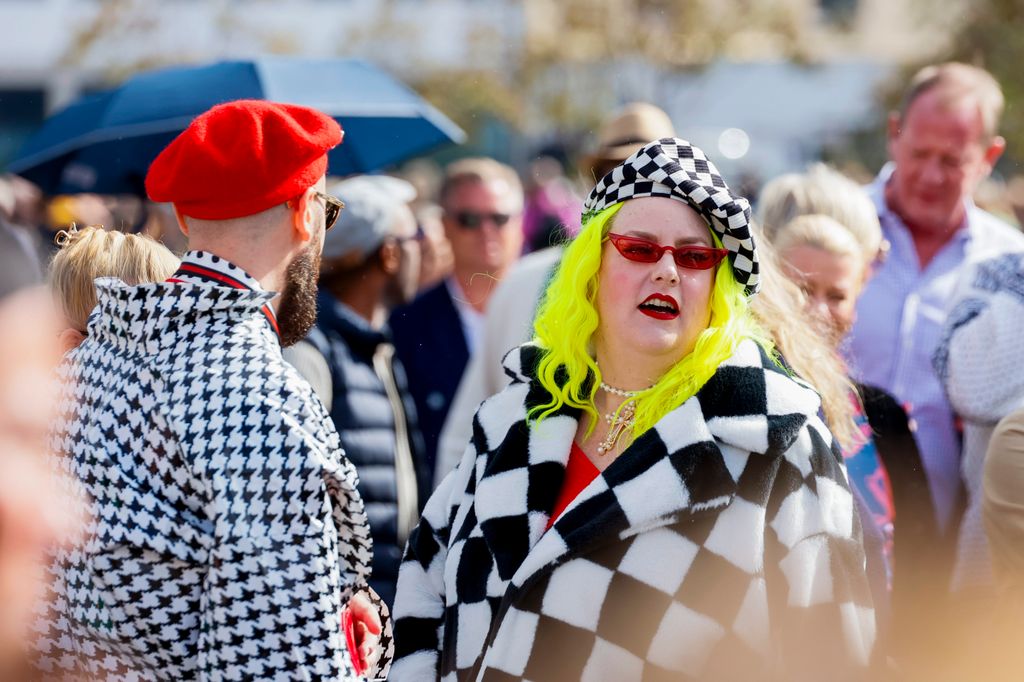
[
  {"left": 452, "top": 211, "right": 512, "bottom": 230},
  {"left": 607, "top": 233, "right": 728, "bottom": 270},
  {"left": 315, "top": 191, "right": 345, "bottom": 231}
]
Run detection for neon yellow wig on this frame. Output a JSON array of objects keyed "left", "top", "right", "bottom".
[{"left": 530, "top": 202, "right": 773, "bottom": 437}]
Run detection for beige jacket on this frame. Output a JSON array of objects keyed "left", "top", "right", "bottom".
[
  {"left": 434, "top": 247, "right": 562, "bottom": 484},
  {"left": 984, "top": 408, "right": 1024, "bottom": 602}
]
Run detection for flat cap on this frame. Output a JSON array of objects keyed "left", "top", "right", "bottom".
[
  {"left": 146, "top": 99, "right": 342, "bottom": 220},
  {"left": 322, "top": 175, "right": 417, "bottom": 261}
]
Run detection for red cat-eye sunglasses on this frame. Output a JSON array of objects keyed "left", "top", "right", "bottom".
[{"left": 606, "top": 233, "right": 728, "bottom": 270}]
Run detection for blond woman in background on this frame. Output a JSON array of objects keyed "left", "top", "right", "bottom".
[
  {"left": 760, "top": 165, "right": 943, "bottom": 677},
  {"left": 48, "top": 225, "right": 179, "bottom": 352}
]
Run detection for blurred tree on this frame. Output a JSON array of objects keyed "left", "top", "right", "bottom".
[
  {"left": 60, "top": 0, "right": 297, "bottom": 85},
  {"left": 844, "top": 0, "right": 1024, "bottom": 174},
  {"left": 522, "top": 0, "right": 817, "bottom": 69},
  {"left": 945, "top": 0, "right": 1024, "bottom": 165},
  {"left": 411, "top": 68, "right": 524, "bottom": 162},
  {"left": 55, "top": 0, "right": 964, "bottom": 171},
  {"left": 60, "top": 0, "right": 166, "bottom": 81},
  {"left": 515, "top": 0, "right": 825, "bottom": 146}
]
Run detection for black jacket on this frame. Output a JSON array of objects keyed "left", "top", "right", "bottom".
[
  {"left": 307, "top": 291, "right": 429, "bottom": 607},
  {"left": 858, "top": 383, "right": 948, "bottom": 663},
  {"left": 389, "top": 280, "right": 470, "bottom": 484}
]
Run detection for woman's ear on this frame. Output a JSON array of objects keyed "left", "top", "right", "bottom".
[{"left": 58, "top": 328, "right": 85, "bottom": 354}]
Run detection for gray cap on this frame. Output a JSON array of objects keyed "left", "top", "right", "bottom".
[{"left": 322, "top": 175, "right": 417, "bottom": 261}]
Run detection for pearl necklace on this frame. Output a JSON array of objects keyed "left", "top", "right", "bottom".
[
  {"left": 599, "top": 381, "right": 643, "bottom": 398},
  {"left": 594, "top": 361, "right": 654, "bottom": 397}
]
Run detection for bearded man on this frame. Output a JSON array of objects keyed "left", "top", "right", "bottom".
[{"left": 31, "top": 100, "right": 389, "bottom": 681}]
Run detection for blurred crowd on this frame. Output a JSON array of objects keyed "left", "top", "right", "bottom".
[{"left": 3, "top": 60, "right": 1024, "bottom": 680}]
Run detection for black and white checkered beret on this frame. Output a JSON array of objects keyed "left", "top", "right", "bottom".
[{"left": 582, "top": 137, "right": 760, "bottom": 295}]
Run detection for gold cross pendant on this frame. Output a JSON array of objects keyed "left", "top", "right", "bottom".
[{"left": 597, "top": 401, "right": 635, "bottom": 455}]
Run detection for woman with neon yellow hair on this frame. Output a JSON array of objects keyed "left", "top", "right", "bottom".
[{"left": 391, "top": 139, "right": 875, "bottom": 681}]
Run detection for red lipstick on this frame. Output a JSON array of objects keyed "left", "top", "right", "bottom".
[{"left": 638, "top": 293, "right": 680, "bottom": 320}]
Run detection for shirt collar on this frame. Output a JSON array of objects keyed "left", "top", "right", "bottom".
[
  {"left": 169, "top": 250, "right": 280, "bottom": 339},
  {"left": 445, "top": 276, "right": 484, "bottom": 354}
]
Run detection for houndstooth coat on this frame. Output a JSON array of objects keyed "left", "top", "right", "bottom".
[
  {"left": 32, "top": 252, "right": 391, "bottom": 681},
  {"left": 391, "top": 340, "right": 875, "bottom": 681}
]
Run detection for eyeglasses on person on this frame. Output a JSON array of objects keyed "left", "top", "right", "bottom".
[
  {"left": 451, "top": 211, "right": 512, "bottom": 229},
  {"left": 315, "top": 191, "right": 345, "bottom": 231},
  {"left": 606, "top": 232, "right": 728, "bottom": 270}
]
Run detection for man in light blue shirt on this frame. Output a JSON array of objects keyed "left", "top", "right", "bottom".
[{"left": 847, "top": 63, "right": 1024, "bottom": 535}]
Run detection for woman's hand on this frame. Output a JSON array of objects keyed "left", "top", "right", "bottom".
[{"left": 341, "top": 591, "right": 383, "bottom": 676}]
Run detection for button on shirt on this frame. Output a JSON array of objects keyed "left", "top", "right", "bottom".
[{"left": 846, "top": 165, "right": 1024, "bottom": 533}]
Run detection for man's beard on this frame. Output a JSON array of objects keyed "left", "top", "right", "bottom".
[{"left": 277, "top": 232, "right": 322, "bottom": 347}]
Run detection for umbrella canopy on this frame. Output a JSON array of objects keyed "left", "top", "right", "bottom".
[{"left": 8, "top": 57, "right": 465, "bottom": 195}]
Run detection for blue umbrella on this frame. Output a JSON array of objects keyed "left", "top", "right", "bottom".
[{"left": 8, "top": 57, "right": 465, "bottom": 195}]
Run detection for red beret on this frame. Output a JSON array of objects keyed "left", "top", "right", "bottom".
[{"left": 145, "top": 99, "right": 343, "bottom": 220}]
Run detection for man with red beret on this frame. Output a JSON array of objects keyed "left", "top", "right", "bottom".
[{"left": 32, "top": 100, "right": 389, "bottom": 680}]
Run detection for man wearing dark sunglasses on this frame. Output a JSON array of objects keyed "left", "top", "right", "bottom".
[{"left": 391, "top": 157, "right": 524, "bottom": 484}]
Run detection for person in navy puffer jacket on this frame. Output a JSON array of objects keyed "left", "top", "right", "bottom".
[{"left": 285, "top": 175, "right": 429, "bottom": 608}]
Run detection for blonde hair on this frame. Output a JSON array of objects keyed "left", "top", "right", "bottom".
[
  {"left": 758, "top": 164, "right": 882, "bottom": 265},
  {"left": 750, "top": 232, "right": 859, "bottom": 449},
  {"left": 773, "top": 214, "right": 864, "bottom": 263},
  {"left": 757, "top": 167, "right": 876, "bottom": 451},
  {"left": 49, "top": 226, "right": 180, "bottom": 332},
  {"left": 440, "top": 157, "right": 524, "bottom": 211},
  {"left": 530, "top": 202, "right": 773, "bottom": 438},
  {"left": 902, "top": 62, "right": 1004, "bottom": 142}
]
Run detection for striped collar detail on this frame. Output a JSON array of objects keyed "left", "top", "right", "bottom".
[{"left": 168, "top": 251, "right": 280, "bottom": 339}]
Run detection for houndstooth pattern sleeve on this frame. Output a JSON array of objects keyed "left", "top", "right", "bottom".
[
  {"left": 390, "top": 439, "right": 479, "bottom": 680},
  {"left": 763, "top": 415, "right": 876, "bottom": 679},
  {"left": 30, "top": 277, "right": 391, "bottom": 681},
  {"left": 166, "top": 383, "right": 367, "bottom": 679}
]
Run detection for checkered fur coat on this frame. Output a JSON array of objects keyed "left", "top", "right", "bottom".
[
  {"left": 391, "top": 340, "right": 875, "bottom": 681},
  {"left": 32, "top": 266, "right": 391, "bottom": 681}
]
